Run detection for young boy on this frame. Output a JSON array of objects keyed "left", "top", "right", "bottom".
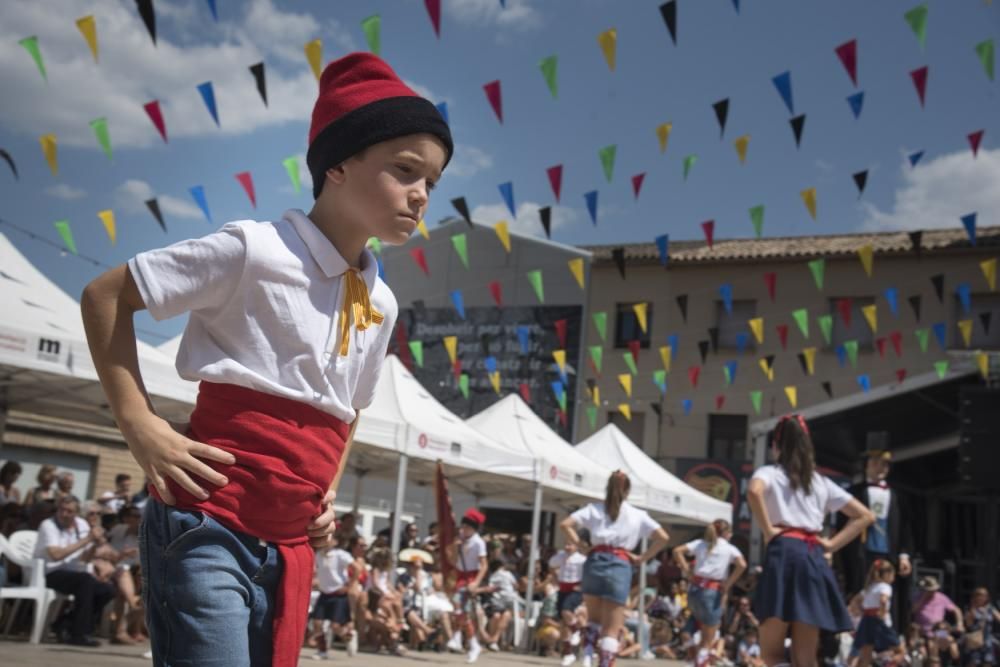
[
  {"left": 80, "top": 52, "right": 452, "bottom": 666},
  {"left": 446, "top": 508, "right": 489, "bottom": 663}
]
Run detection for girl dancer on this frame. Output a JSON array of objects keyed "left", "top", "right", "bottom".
[
  {"left": 550, "top": 540, "right": 588, "bottom": 666},
  {"left": 747, "top": 414, "right": 874, "bottom": 667},
  {"left": 561, "top": 471, "right": 669, "bottom": 667},
  {"left": 852, "top": 559, "right": 900, "bottom": 667},
  {"left": 674, "top": 519, "right": 747, "bottom": 667}
]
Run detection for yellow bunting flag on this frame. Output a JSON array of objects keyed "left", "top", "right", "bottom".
[
  {"left": 553, "top": 349, "right": 567, "bottom": 376},
  {"left": 417, "top": 219, "right": 429, "bottom": 240},
  {"left": 748, "top": 317, "right": 764, "bottom": 344},
  {"left": 656, "top": 122, "right": 672, "bottom": 153},
  {"left": 494, "top": 220, "right": 511, "bottom": 253},
  {"left": 784, "top": 386, "right": 798, "bottom": 408},
  {"left": 982, "top": 258, "right": 997, "bottom": 290},
  {"left": 803, "top": 347, "right": 817, "bottom": 375},
  {"left": 958, "top": 320, "right": 973, "bottom": 347},
  {"left": 734, "top": 135, "right": 750, "bottom": 164},
  {"left": 800, "top": 187, "right": 817, "bottom": 220},
  {"left": 593, "top": 385, "right": 601, "bottom": 406},
  {"left": 618, "top": 403, "right": 631, "bottom": 421},
  {"left": 977, "top": 352, "right": 989, "bottom": 378},
  {"left": 618, "top": 373, "right": 632, "bottom": 398},
  {"left": 659, "top": 345, "right": 672, "bottom": 372},
  {"left": 76, "top": 16, "right": 98, "bottom": 62},
  {"left": 632, "top": 303, "right": 648, "bottom": 334},
  {"left": 598, "top": 28, "right": 617, "bottom": 71},
  {"left": 759, "top": 358, "right": 774, "bottom": 382},
  {"left": 862, "top": 304, "right": 878, "bottom": 333},
  {"left": 858, "top": 244, "right": 874, "bottom": 277},
  {"left": 39, "top": 133, "right": 57, "bottom": 175},
  {"left": 568, "top": 257, "right": 585, "bottom": 289},
  {"left": 443, "top": 335, "right": 458, "bottom": 365},
  {"left": 97, "top": 209, "right": 116, "bottom": 244},
  {"left": 304, "top": 39, "right": 322, "bottom": 81},
  {"left": 489, "top": 371, "right": 501, "bottom": 394}
]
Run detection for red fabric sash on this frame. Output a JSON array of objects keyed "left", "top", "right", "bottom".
[
  {"left": 863, "top": 608, "right": 882, "bottom": 617},
  {"left": 777, "top": 527, "right": 820, "bottom": 549},
  {"left": 591, "top": 544, "right": 631, "bottom": 562},
  {"left": 692, "top": 575, "right": 723, "bottom": 591},
  {"left": 152, "top": 381, "right": 349, "bottom": 667}
]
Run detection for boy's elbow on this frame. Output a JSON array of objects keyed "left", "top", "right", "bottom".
[{"left": 860, "top": 508, "right": 876, "bottom": 527}]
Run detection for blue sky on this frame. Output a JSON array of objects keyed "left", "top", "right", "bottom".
[{"left": 0, "top": 0, "right": 996, "bottom": 344}]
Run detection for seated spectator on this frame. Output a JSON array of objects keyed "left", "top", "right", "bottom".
[
  {"left": 107, "top": 505, "right": 144, "bottom": 644},
  {"left": 649, "top": 618, "right": 677, "bottom": 659},
  {"left": 0, "top": 461, "right": 23, "bottom": 505},
  {"left": 534, "top": 581, "right": 562, "bottom": 657},
  {"left": 54, "top": 471, "right": 77, "bottom": 503},
  {"left": 726, "top": 595, "right": 760, "bottom": 643},
  {"left": 333, "top": 511, "right": 359, "bottom": 545},
  {"left": 399, "top": 522, "right": 421, "bottom": 550},
  {"left": 396, "top": 549, "right": 438, "bottom": 649},
  {"left": 906, "top": 623, "right": 929, "bottom": 667},
  {"left": 422, "top": 521, "right": 439, "bottom": 552},
  {"left": 738, "top": 628, "right": 764, "bottom": 667},
  {"left": 33, "top": 496, "right": 114, "bottom": 646},
  {"left": 480, "top": 559, "right": 519, "bottom": 651},
  {"left": 963, "top": 587, "right": 1000, "bottom": 667},
  {"left": 369, "top": 547, "right": 405, "bottom": 631},
  {"left": 98, "top": 473, "right": 132, "bottom": 517},
  {"left": 23, "top": 464, "right": 57, "bottom": 506},
  {"left": 914, "top": 577, "right": 965, "bottom": 636},
  {"left": 927, "top": 620, "right": 961, "bottom": 667}
]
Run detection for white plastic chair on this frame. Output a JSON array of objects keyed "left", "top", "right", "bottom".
[{"left": 0, "top": 530, "right": 57, "bottom": 644}]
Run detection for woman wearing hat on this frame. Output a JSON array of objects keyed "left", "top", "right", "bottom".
[
  {"left": 446, "top": 508, "right": 489, "bottom": 663},
  {"left": 561, "top": 471, "right": 669, "bottom": 667},
  {"left": 747, "top": 414, "right": 874, "bottom": 667}
]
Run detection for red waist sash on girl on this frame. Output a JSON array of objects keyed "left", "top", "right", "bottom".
[
  {"left": 591, "top": 544, "right": 631, "bottom": 562},
  {"left": 456, "top": 570, "right": 480, "bottom": 589},
  {"left": 691, "top": 575, "right": 723, "bottom": 591},
  {"left": 777, "top": 527, "right": 820, "bottom": 549},
  {"left": 152, "top": 381, "right": 349, "bottom": 667},
  {"left": 559, "top": 581, "right": 582, "bottom": 593},
  {"left": 862, "top": 608, "right": 882, "bottom": 617}
]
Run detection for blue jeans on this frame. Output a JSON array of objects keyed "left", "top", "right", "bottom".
[{"left": 140, "top": 498, "right": 282, "bottom": 666}]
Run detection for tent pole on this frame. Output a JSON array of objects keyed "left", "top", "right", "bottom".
[
  {"left": 521, "top": 480, "right": 543, "bottom": 650},
  {"left": 638, "top": 535, "right": 648, "bottom": 657},
  {"left": 750, "top": 431, "right": 768, "bottom": 566},
  {"left": 389, "top": 453, "right": 408, "bottom": 583},
  {"left": 351, "top": 468, "right": 367, "bottom": 513}
]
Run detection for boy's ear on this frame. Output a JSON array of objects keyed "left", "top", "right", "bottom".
[{"left": 326, "top": 163, "right": 347, "bottom": 185}]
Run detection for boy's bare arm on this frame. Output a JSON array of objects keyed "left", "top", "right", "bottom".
[
  {"left": 307, "top": 411, "right": 360, "bottom": 548},
  {"left": 81, "top": 264, "right": 234, "bottom": 504}
]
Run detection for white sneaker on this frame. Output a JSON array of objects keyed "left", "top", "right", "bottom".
[
  {"left": 467, "top": 638, "right": 482, "bottom": 663},
  {"left": 561, "top": 653, "right": 578, "bottom": 666},
  {"left": 447, "top": 636, "right": 464, "bottom": 653},
  {"left": 346, "top": 630, "right": 358, "bottom": 657},
  {"left": 488, "top": 642, "right": 500, "bottom": 652},
  {"left": 581, "top": 655, "right": 593, "bottom": 667},
  {"left": 570, "top": 630, "right": 581, "bottom": 646},
  {"left": 312, "top": 651, "right": 328, "bottom": 660}
]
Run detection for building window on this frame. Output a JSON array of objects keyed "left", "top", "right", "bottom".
[
  {"left": 954, "top": 294, "right": 1000, "bottom": 350},
  {"left": 715, "top": 299, "right": 757, "bottom": 350},
  {"left": 614, "top": 302, "right": 652, "bottom": 349},
  {"left": 829, "top": 296, "right": 875, "bottom": 349},
  {"left": 609, "top": 410, "right": 646, "bottom": 450},
  {"left": 707, "top": 414, "right": 748, "bottom": 461}
]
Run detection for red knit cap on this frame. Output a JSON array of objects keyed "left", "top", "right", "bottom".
[
  {"left": 307, "top": 52, "right": 453, "bottom": 198},
  {"left": 462, "top": 508, "right": 486, "bottom": 527}
]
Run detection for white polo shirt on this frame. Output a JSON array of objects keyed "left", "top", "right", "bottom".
[
  {"left": 128, "top": 209, "right": 397, "bottom": 423},
  {"left": 549, "top": 550, "right": 586, "bottom": 583},
  {"left": 750, "top": 465, "right": 852, "bottom": 533},
  {"left": 683, "top": 537, "right": 743, "bottom": 581},
  {"left": 315, "top": 548, "right": 354, "bottom": 593},
  {"left": 570, "top": 501, "right": 659, "bottom": 551},
  {"left": 34, "top": 516, "right": 91, "bottom": 574}
]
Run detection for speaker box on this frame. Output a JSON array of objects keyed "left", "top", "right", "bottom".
[{"left": 959, "top": 387, "right": 1000, "bottom": 489}]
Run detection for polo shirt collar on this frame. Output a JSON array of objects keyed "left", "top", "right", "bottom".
[{"left": 283, "top": 209, "right": 378, "bottom": 290}]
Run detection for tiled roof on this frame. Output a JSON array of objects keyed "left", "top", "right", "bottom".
[{"left": 583, "top": 226, "right": 1000, "bottom": 265}]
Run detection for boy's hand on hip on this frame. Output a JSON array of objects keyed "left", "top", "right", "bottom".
[
  {"left": 307, "top": 488, "right": 337, "bottom": 549},
  {"left": 122, "top": 416, "right": 235, "bottom": 505}
]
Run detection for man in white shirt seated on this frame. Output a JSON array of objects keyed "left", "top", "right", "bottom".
[{"left": 33, "top": 496, "right": 115, "bottom": 646}]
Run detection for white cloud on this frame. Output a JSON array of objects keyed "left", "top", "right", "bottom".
[
  {"left": 448, "top": 144, "right": 494, "bottom": 178},
  {"left": 0, "top": 0, "right": 356, "bottom": 149},
  {"left": 444, "top": 0, "right": 544, "bottom": 32},
  {"left": 114, "top": 179, "right": 203, "bottom": 219},
  {"left": 860, "top": 148, "right": 1000, "bottom": 231},
  {"left": 471, "top": 201, "right": 577, "bottom": 237},
  {"left": 44, "top": 184, "right": 87, "bottom": 200}
]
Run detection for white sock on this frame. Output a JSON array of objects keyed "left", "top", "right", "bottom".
[
  {"left": 469, "top": 636, "right": 481, "bottom": 650},
  {"left": 599, "top": 637, "right": 620, "bottom": 654}
]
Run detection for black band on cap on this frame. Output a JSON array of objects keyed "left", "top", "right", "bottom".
[{"left": 306, "top": 96, "right": 453, "bottom": 199}]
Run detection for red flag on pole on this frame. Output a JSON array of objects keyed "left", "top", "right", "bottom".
[{"left": 434, "top": 462, "right": 458, "bottom": 596}]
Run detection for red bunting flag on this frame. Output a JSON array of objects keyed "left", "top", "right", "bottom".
[
  {"left": 701, "top": 220, "right": 715, "bottom": 248},
  {"left": 776, "top": 323, "right": 789, "bottom": 350},
  {"left": 558, "top": 410, "right": 568, "bottom": 428},
  {"left": 452, "top": 359, "right": 462, "bottom": 380},
  {"left": 424, "top": 0, "right": 441, "bottom": 37},
  {"left": 835, "top": 39, "right": 858, "bottom": 86},
  {"left": 235, "top": 171, "right": 256, "bottom": 208},
  {"left": 631, "top": 173, "right": 645, "bottom": 199},
  {"left": 837, "top": 298, "right": 853, "bottom": 327},
  {"left": 895, "top": 369, "right": 907, "bottom": 384},
  {"left": 554, "top": 319, "right": 568, "bottom": 349},
  {"left": 519, "top": 383, "right": 531, "bottom": 403},
  {"left": 547, "top": 165, "right": 563, "bottom": 201},
  {"left": 763, "top": 272, "right": 777, "bottom": 301},
  {"left": 876, "top": 337, "right": 887, "bottom": 358},
  {"left": 144, "top": 100, "right": 167, "bottom": 142},
  {"left": 410, "top": 247, "right": 429, "bottom": 275},
  {"left": 483, "top": 80, "right": 503, "bottom": 123},
  {"left": 715, "top": 395, "right": 725, "bottom": 410},
  {"left": 910, "top": 66, "right": 928, "bottom": 107},
  {"left": 488, "top": 281, "right": 503, "bottom": 306},
  {"left": 889, "top": 330, "right": 902, "bottom": 357},
  {"left": 627, "top": 339, "right": 641, "bottom": 365},
  {"left": 969, "top": 130, "right": 984, "bottom": 158},
  {"left": 688, "top": 366, "right": 701, "bottom": 388}
]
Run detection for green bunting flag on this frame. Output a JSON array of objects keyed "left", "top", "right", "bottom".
[
  {"left": 976, "top": 39, "right": 995, "bottom": 81},
  {"left": 653, "top": 369, "right": 667, "bottom": 393},
  {"left": 934, "top": 359, "right": 949, "bottom": 379},
  {"left": 844, "top": 340, "right": 859, "bottom": 368},
  {"left": 682, "top": 154, "right": 697, "bottom": 181},
  {"left": 90, "top": 117, "right": 112, "bottom": 160},
  {"left": 459, "top": 373, "right": 470, "bottom": 399},
  {"left": 367, "top": 237, "right": 382, "bottom": 254},
  {"left": 539, "top": 55, "right": 558, "bottom": 98},
  {"left": 599, "top": 145, "right": 616, "bottom": 182},
  {"left": 282, "top": 156, "right": 301, "bottom": 194},
  {"left": 723, "top": 365, "right": 733, "bottom": 386},
  {"left": 526, "top": 269, "right": 544, "bottom": 302},
  {"left": 792, "top": 308, "right": 809, "bottom": 338},
  {"left": 818, "top": 314, "right": 833, "bottom": 345},
  {"left": 53, "top": 220, "right": 76, "bottom": 254},
  {"left": 915, "top": 329, "right": 930, "bottom": 353},
  {"left": 593, "top": 311, "right": 608, "bottom": 341},
  {"left": 586, "top": 405, "right": 598, "bottom": 430},
  {"left": 750, "top": 390, "right": 763, "bottom": 415},
  {"left": 808, "top": 258, "right": 825, "bottom": 290},
  {"left": 408, "top": 340, "right": 424, "bottom": 368},
  {"left": 19, "top": 36, "right": 46, "bottom": 81},
  {"left": 361, "top": 14, "right": 381, "bottom": 55},
  {"left": 749, "top": 205, "right": 765, "bottom": 239},
  {"left": 904, "top": 4, "right": 929, "bottom": 51},
  {"left": 623, "top": 351, "right": 638, "bottom": 376},
  {"left": 451, "top": 233, "right": 469, "bottom": 268},
  {"left": 589, "top": 345, "right": 603, "bottom": 373}
]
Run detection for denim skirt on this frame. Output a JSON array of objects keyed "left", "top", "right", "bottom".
[{"left": 580, "top": 551, "right": 632, "bottom": 605}]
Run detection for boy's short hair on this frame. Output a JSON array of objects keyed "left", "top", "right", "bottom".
[{"left": 115, "top": 473, "right": 131, "bottom": 484}]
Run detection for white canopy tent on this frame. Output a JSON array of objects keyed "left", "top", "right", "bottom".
[{"left": 576, "top": 424, "right": 733, "bottom": 526}]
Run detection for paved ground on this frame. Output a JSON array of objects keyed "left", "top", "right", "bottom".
[{"left": 0, "top": 640, "right": 688, "bottom": 666}]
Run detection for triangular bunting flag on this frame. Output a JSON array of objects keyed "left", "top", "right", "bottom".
[
  {"left": 189, "top": 185, "right": 212, "bottom": 223},
  {"left": 749, "top": 317, "right": 764, "bottom": 345},
  {"left": 612, "top": 248, "right": 626, "bottom": 279},
  {"left": 451, "top": 197, "right": 472, "bottom": 226},
  {"left": 526, "top": 270, "right": 544, "bottom": 302},
  {"left": 97, "top": 209, "right": 116, "bottom": 244},
  {"left": 818, "top": 314, "right": 833, "bottom": 345},
  {"left": 498, "top": 181, "right": 515, "bottom": 217},
  {"left": 410, "top": 247, "right": 429, "bottom": 275},
  {"left": 633, "top": 303, "right": 649, "bottom": 334},
  {"left": 835, "top": 39, "right": 858, "bottom": 86},
  {"left": 800, "top": 187, "right": 817, "bottom": 220},
  {"left": 145, "top": 198, "right": 166, "bottom": 232},
  {"left": 589, "top": 346, "right": 603, "bottom": 374},
  {"left": 249, "top": 62, "right": 267, "bottom": 106},
  {"left": 790, "top": 114, "right": 806, "bottom": 147},
  {"left": 676, "top": 294, "right": 689, "bottom": 322},
  {"left": 712, "top": 98, "right": 729, "bottom": 138},
  {"left": 910, "top": 66, "right": 928, "bottom": 107},
  {"left": 450, "top": 290, "right": 465, "bottom": 319},
  {"left": 53, "top": 220, "right": 76, "bottom": 255},
  {"left": 981, "top": 258, "right": 997, "bottom": 291},
  {"left": 776, "top": 323, "right": 789, "bottom": 350},
  {"left": 862, "top": 304, "right": 877, "bottom": 332},
  {"left": 958, "top": 319, "right": 973, "bottom": 347},
  {"left": 618, "top": 373, "right": 632, "bottom": 398},
  {"left": 598, "top": 28, "right": 617, "bottom": 71},
  {"left": 450, "top": 233, "right": 469, "bottom": 268},
  {"left": 539, "top": 206, "right": 552, "bottom": 239},
  {"left": 656, "top": 122, "right": 672, "bottom": 153},
  {"left": 483, "top": 80, "right": 503, "bottom": 123},
  {"left": 584, "top": 190, "right": 599, "bottom": 225},
  {"left": 808, "top": 258, "right": 825, "bottom": 290},
  {"left": 792, "top": 308, "right": 809, "bottom": 339},
  {"left": 593, "top": 312, "right": 607, "bottom": 341},
  {"left": 568, "top": 257, "right": 586, "bottom": 289},
  {"left": 547, "top": 165, "right": 563, "bottom": 201},
  {"left": 494, "top": 221, "right": 511, "bottom": 252},
  {"left": 784, "top": 386, "right": 797, "bottom": 408},
  {"left": 539, "top": 55, "right": 558, "bottom": 98},
  {"left": 735, "top": 135, "right": 750, "bottom": 165},
  {"left": 750, "top": 205, "right": 765, "bottom": 239},
  {"left": 409, "top": 341, "right": 424, "bottom": 368},
  {"left": 488, "top": 281, "right": 502, "bottom": 307}
]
